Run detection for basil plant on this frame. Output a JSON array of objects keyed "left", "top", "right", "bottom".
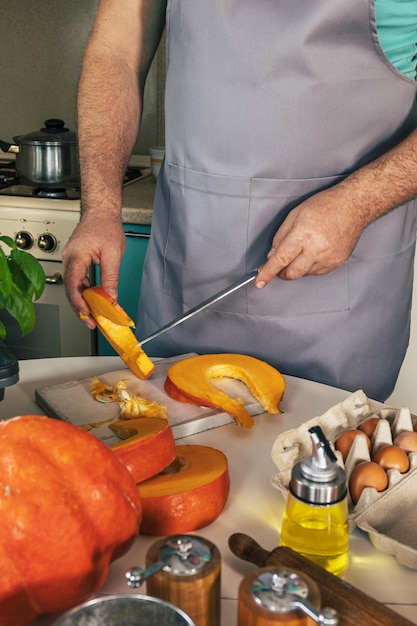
[{"left": 0, "top": 236, "right": 46, "bottom": 340}]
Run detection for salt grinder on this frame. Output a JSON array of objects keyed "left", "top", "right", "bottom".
[
  {"left": 125, "top": 534, "right": 221, "bottom": 626},
  {"left": 238, "top": 566, "right": 338, "bottom": 626}
]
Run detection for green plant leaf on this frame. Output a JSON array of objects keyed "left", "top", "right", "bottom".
[
  {"left": 10, "top": 248, "right": 45, "bottom": 300},
  {"left": 0, "top": 235, "right": 17, "bottom": 250},
  {"left": 0, "top": 235, "right": 45, "bottom": 339},
  {"left": 8, "top": 258, "right": 33, "bottom": 298},
  {"left": 0, "top": 247, "right": 12, "bottom": 301},
  {"left": 5, "top": 283, "right": 36, "bottom": 336}
]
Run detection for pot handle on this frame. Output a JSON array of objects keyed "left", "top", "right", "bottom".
[{"left": 0, "top": 140, "right": 19, "bottom": 154}]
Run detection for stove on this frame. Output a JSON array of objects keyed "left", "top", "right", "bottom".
[
  {"left": 0, "top": 159, "right": 146, "bottom": 261},
  {"left": 0, "top": 159, "right": 144, "bottom": 200},
  {"left": 0, "top": 158, "right": 147, "bottom": 359}
]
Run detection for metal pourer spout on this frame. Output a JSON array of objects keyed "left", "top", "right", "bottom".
[
  {"left": 310, "top": 425, "right": 337, "bottom": 470},
  {"left": 290, "top": 425, "right": 347, "bottom": 504}
]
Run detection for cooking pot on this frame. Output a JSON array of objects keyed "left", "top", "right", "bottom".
[
  {"left": 53, "top": 594, "right": 196, "bottom": 626},
  {"left": 0, "top": 119, "right": 80, "bottom": 188}
]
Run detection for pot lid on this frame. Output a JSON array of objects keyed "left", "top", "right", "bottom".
[{"left": 14, "top": 119, "right": 77, "bottom": 146}]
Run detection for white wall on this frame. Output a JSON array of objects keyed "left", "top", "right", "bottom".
[
  {"left": 386, "top": 266, "right": 417, "bottom": 413},
  {"left": 0, "top": 1, "right": 160, "bottom": 155}
]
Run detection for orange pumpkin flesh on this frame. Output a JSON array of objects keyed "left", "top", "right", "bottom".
[
  {"left": 0, "top": 415, "right": 142, "bottom": 626},
  {"left": 83, "top": 286, "right": 154, "bottom": 380},
  {"left": 165, "top": 353, "right": 286, "bottom": 428},
  {"left": 110, "top": 417, "right": 177, "bottom": 482},
  {"left": 137, "top": 445, "right": 230, "bottom": 536},
  {"left": 83, "top": 285, "right": 135, "bottom": 326}
]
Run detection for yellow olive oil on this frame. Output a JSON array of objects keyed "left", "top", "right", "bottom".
[{"left": 280, "top": 493, "right": 349, "bottom": 576}]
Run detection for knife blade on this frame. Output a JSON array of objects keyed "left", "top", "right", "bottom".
[{"left": 139, "top": 269, "right": 259, "bottom": 346}]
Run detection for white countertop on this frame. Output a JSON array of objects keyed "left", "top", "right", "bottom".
[{"left": 2, "top": 356, "right": 417, "bottom": 625}]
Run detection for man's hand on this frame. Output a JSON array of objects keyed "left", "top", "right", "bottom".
[
  {"left": 256, "top": 126, "right": 417, "bottom": 289},
  {"left": 255, "top": 185, "right": 365, "bottom": 288},
  {"left": 62, "top": 217, "right": 126, "bottom": 328}
]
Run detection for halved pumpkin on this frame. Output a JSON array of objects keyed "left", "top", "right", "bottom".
[
  {"left": 165, "top": 353, "right": 285, "bottom": 428},
  {"left": 82, "top": 286, "right": 154, "bottom": 380},
  {"left": 110, "top": 417, "right": 176, "bottom": 483},
  {"left": 137, "top": 445, "right": 230, "bottom": 536}
]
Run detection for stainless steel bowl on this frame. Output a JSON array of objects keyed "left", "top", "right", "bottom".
[{"left": 54, "top": 594, "right": 196, "bottom": 626}]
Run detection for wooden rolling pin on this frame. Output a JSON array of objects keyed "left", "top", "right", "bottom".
[{"left": 229, "top": 533, "right": 415, "bottom": 626}]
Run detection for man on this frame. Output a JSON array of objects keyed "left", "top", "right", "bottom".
[{"left": 63, "top": 0, "right": 417, "bottom": 401}]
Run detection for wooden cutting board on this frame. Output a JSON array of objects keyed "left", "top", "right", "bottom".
[
  {"left": 229, "top": 533, "right": 415, "bottom": 626},
  {"left": 35, "top": 354, "right": 266, "bottom": 443}
]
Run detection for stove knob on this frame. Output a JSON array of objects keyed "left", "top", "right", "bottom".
[
  {"left": 38, "top": 233, "right": 57, "bottom": 253},
  {"left": 15, "top": 231, "right": 34, "bottom": 250}
]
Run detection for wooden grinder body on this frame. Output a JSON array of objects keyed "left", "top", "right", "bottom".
[{"left": 145, "top": 536, "right": 221, "bottom": 626}]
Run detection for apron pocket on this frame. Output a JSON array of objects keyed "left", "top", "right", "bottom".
[
  {"left": 163, "top": 163, "right": 350, "bottom": 317},
  {"left": 163, "top": 164, "right": 252, "bottom": 306},
  {"left": 247, "top": 175, "right": 349, "bottom": 317}
]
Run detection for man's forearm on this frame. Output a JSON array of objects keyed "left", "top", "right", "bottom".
[
  {"left": 77, "top": 53, "right": 141, "bottom": 218},
  {"left": 338, "top": 126, "right": 417, "bottom": 233},
  {"left": 77, "top": 0, "right": 166, "bottom": 219},
  {"left": 256, "top": 126, "right": 417, "bottom": 286}
]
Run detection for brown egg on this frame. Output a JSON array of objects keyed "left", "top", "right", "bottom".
[
  {"left": 349, "top": 461, "right": 388, "bottom": 504},
  {"left": 359, "top": 417, "right": 380, "bottom": 439},
  {"left": 372, "top": 444, "right": 409, "bottom": 473},
  {"left": 336, "top": 429, "right": 371, "bottom": 462},
  {"left": 394, "top": 431, "right": 417, "bottom": 452}
]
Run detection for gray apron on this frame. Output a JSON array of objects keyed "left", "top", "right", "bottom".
[{"left": 138, "top": 0, "right": 417, "bottom": 401}]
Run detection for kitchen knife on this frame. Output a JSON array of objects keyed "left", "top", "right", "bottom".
[
  {"left": 139, "top": 269, "right": 259, "bottom": 346},
  {"left": 228, "top": 533, "right": 414, "bottom": 626}
]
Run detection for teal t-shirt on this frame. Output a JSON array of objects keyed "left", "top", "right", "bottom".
[{"left": 376, "top": 0, "right": 417, "bottom": 78}]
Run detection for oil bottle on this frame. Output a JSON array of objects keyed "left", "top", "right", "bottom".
[{"left": 279, "top": 425, "right": 349, "bottom": 576}]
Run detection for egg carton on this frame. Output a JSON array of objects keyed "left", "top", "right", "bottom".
[{"left": 271, "top": 389, "right": 417, "bottom": 568}]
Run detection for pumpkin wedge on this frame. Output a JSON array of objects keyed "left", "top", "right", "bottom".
[
  {"left": 82, "top": 285, "right": 135, "bottom": 326},
  {"left": 83, "top": 286, "right": 154, "bottom": 380},
  {"left": 110, "top": 417, "right": 176, "bottom": 483},
  {"left": 138, "top": 444, "right": 230, "bottom": 536},
  {"left": 165, "top": 353, "right": 286, "bottom": 428}
]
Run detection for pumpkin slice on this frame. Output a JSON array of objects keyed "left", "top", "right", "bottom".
[
  {"left": 110, "top": 417, "right": 176, "bottom": 483},
  {"left": 83, "top": 286, "right": 154, "bottom": 380},
  {"left": 83, "top": 285, "right": 135, "bottom": 326},
  {"left": 165, "top": 353, "right": 286, "bottom": 428},
  {"left": 137, "top": 444, "right": 230, "bottom": 536}
]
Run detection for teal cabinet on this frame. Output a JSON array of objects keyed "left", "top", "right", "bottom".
[{"left": 95, "top": 223, "right": 150, "bottom": 356}]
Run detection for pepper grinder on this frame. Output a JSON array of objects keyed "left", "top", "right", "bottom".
[
  {"left": 238, "top": 566, "right": 338, "bottom": 626},
  {"left": 125, "top": 534, "right": 220, "bottom": 626},
  {"left": 279, "top": 425, "right": 349, "bottom": 576}
]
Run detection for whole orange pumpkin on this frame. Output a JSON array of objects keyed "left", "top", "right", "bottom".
[{"left": 0, "top": 414, "right": 142, "bottom": 626}]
